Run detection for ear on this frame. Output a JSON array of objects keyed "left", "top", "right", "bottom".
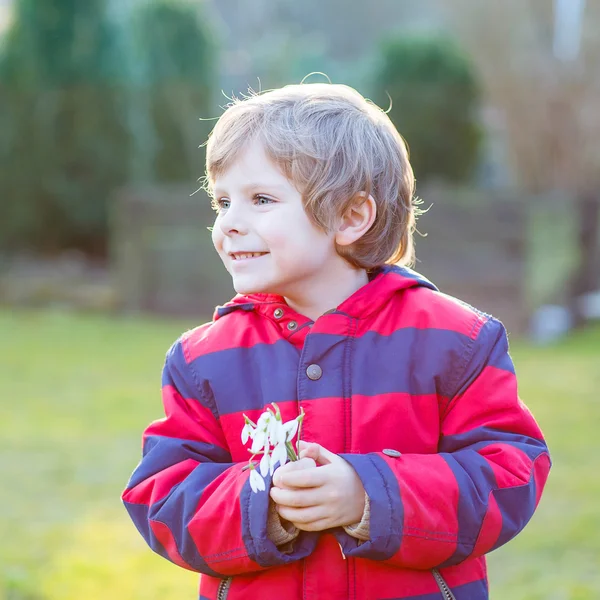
[{"left": 334, "top": 192, "right": 377, "bottom": 247}]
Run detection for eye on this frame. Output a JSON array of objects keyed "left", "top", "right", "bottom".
[
  {"left": 215, "top": 198, "right": 230, "bottom": 211},
  {"left": 254, "top": 194, "right": 275, "bottom": 206}
]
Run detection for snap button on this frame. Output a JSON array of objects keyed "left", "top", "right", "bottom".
[
  {"left": 274, "top": 308, "right": 284, "bottom": 319},
  {"left": 382, "top": 449, "right": 402, "bottom": 458},
  {"left": 287, "top": 321, "right": 298, "bottom": 331},
  {"left": 306, "top": 364, "right": 322, "bottom": 380}
]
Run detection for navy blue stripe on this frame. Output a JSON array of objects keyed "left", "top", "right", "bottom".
[
  {"left": 192, "top": 339, "right": 300, "bottom": 416},
  {"left": 439, "top": 428, "right": 548, "bottom": 461},
  {"left": 123, "top": 500, "right": 222, "bottom": 577},
  {"left": 492, "top": 467, "right": 538, "bottom": 551},
  {"left": 351, "top": 328, "right": 475, "bottom": 399},
  {"left": 163, "top": 340, "right": 217, "bottom": 415},
  {"left": 192, "top": 328, "right": 485, "bottom": 415},
  {"left": 216, "top": 302, "right": 255, "bottom": 317},
  {"left": 380, "top": 265, "right": 438, "bottom": 291},
  {"left": 388, "top": 577, "right": 488, "bottom": 599},
  {"left": 151, "top": 463, "right": 233, "bottom": 574},
  {"left": 450, "top": 318, "right": 513, "bottom": 398},
  {"left": 437, "top": 452, "right": 497, "bottom": 567},
  {"left": 127, "top": 435, "right": 231, "bottom": 489},
  {"left": 335, "top": 453, "right": 403, "bottom": 560},
  {"left": 240, "top": 472, "right": 320, "bottom": 567}
]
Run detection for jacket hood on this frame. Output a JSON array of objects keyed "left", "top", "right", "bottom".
[{"left": 213, "top": 265, "right": 437, "bottom": 321}]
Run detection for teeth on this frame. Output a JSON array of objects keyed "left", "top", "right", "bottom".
[{"left": 233, "top": 252, "right": 266, "bottom": 260}]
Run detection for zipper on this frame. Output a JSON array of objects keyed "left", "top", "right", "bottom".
[
  {"left": 432, "top": 569, "right": 457, "bottom": 600},
  {"left": 216, "top": 576, "right": 232, "bottom": 600}
]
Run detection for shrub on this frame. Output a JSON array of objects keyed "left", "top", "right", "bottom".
[{"left": 373, "top": 34, "right": 482, "bottom": 183}]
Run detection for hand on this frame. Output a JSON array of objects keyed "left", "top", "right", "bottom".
[{"left": 270, "top": 441, "right": 366, "bottom": 532}]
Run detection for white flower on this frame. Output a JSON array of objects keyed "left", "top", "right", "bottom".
[
  {"left": 283, "top": 418, "right": 299, "bottom": 442},
  {"left": 250, "top": 428, "right": 267, "bottom": 454},
  {"left": 241, "top": 422, "right": 254, "bottom": 445},
  {"left": 256, "top": 411, "right": 271, "bottom": 432},
  {"left": 249, "top": 467, "right": 266, "bottom": 493},
  {"left": 270, "top": 441, "right": 288, "bottom": 474},
  {"left": 259, "top": 452, "right": 271, "bottom": 477},
  {"left": 269, "top": 419, "right": 287, "bottom": 446}
]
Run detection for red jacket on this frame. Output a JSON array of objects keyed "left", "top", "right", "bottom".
[{"left": 123, "top": 266, "right": 551, "bottom": 600}]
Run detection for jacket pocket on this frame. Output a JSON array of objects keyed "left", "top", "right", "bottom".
[
  {"left": 216, "top": 576, "right": 232, "bottom": 600},
  {"left": 432, "top": 569, "right": 457, "bottom": 600}
]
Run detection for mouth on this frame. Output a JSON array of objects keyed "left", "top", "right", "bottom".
[{"left": 229, "top": 251, "right": 269, "bottom": 261}]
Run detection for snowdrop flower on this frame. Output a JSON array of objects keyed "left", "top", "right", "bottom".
[
  {"left": 249, "top": 466, "right": 266, "bottom": 493},
  {"left": 270, "top": 441, "right": 288, "bottom": 473},
  {"left": 259, "top": 452, "right": 271, "bottom": 477},
  {"left": 250, "top": 428, "right": 267, "bottom": 454},
  {"left": 241, "top": 404, "right": 306, "bottom": 492},
  {"left": 241, "top": 422, "right": 254, "bottom": 445},
  {"left": 283, "top": 418, "right": 298, "bottom": 442},
  {"left": 269, "top": 419, "right": 287, "bottom": 446}
]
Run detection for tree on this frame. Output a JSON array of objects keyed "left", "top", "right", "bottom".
[
  {"left": 0, "top": 0, "right": 130, "bottom": 255},
  {"left": 129, "top": 0, "right": 216, "bottom": 182},
  {"left": 372, "top": 34, "right": 482, "bottom": 183},
  {"left": 445, "top": 0, "right": 600, "bottom": 324}
]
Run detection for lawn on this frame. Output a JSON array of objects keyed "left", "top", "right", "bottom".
[{"left": 1, "top": 309, "right": 599, "bottom": 599}]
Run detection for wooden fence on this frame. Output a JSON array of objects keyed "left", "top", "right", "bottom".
[{"left": 110, "top": 183, "right": 581, "bottom": 335}]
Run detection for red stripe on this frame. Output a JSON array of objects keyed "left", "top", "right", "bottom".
[
  {"left": 480, "top": 444, "right": 533, "bottom": 488},
  {"left": 144, "top": 385, "right": 229, "bottom": 450},
  {"left": 533, "top": 453, "right": 551, "bottom": 507},
  {"left": 183, "top": 287, "right": 488, "bottom": 360},
  {"left": 220, "top": 393, "right": 442, "bottom": 462},
  {"left": 123, "top": 458, "right": 198, "bottom": 505},
  {"left": 471, "top": 493, "right": 503, "bottom": 556},
  {"left": 149, "top": 520, "right": 195, "bottom": 571},
  {"left": 443, "top": 366, "right": 544, "bottom": 441},
  {"left": 354, "top": 289, "right": 487, "bottom": 338},
  {"left": 189, "top": 464, "right": 258, "bottom": 574},
  {"left": 184, "top": 313, "right": 283, "bottom": 359},
  {"left": 350, "top": 393, "right": 440, "bottom": 453},
  {"left": 440, "top": 555, "right": 488, "bottom": 587},
  {"left": 387, "top": 454, "right": 460, "bottom": 566}
]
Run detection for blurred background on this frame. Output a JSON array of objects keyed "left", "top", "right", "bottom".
[{"left": 0, "top": 0, "right": 599, "bottom": 598}]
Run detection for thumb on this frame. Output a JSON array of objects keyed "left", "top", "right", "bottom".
[{"left": 299, "top": 441, "right": 337, "bottom": 466}]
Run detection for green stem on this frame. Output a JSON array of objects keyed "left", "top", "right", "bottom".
[
  {"left": 285, "top": 441, "right": 298, "bottom": 461},
  {"left": 296, "top": 408, "right": 305, "bottom": 456}
]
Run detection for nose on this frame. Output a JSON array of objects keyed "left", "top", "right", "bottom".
[{"left": 218, "top": 201, "right": 248, "bottom": 237}]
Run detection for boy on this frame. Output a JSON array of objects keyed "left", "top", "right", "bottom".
[{"left": 122, "top": 83, "right": 550, "bottom": 600}]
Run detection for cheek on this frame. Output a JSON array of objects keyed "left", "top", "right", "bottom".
[{"left": 211, "top": 222, "right": 223, "bottom": 252}]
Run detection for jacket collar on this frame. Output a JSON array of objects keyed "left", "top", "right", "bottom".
[{"left": 213, "top": 266, "right": 437, "bottom": 323}]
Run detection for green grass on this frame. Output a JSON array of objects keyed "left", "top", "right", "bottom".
[{"left": 1, "top": 309, "right": 599, "bottom": 599}]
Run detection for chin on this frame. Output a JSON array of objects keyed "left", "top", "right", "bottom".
[{"left": 232, "top": 277, "right": 272, "bottom": 296}]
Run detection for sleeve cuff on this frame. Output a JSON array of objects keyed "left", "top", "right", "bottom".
[
  {"left": 266, "top": 498, "right": 300, "bottom": 548},
  {"left": 342, "top": 493, "right": 370, "bottom": 542},
  {"left": 335, "top": 453, "right": 402, "bottom": 560},
  {"left": 242, "top": 472, "right": 320, "bottom": 567}
]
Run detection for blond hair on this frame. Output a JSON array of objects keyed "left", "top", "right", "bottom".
[{"left": 205, "top": 83, "right": 417, "bottom": 269}]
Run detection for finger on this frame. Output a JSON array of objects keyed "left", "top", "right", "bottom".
[
  {"left": 292, "top": 518, "right": 335, "bottom": 532},
  {"left": 276, "top": 504, "right": 327, "bottom": 525},
  {"left": 298, "top": 442, "right": 321, "bottom": 461},
  {"left": 298, "top": 442, "right": 337, "bottom": 466},
  {"left": 270, "top": 486, "right": 320, "bottom": 508},
  {"left": 273, "top": 457, "right": 316, "bottom": 488},
  {"left": 279, "top": 465, "right": 330, "bottom": 489}
]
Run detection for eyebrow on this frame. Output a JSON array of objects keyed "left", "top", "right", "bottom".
[{"left": 213, "top": 182, "right": 289, "bottom": 196}]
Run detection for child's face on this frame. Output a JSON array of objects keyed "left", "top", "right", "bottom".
[{"left": 211, "top": 140, "right": 342, "bottom": 300}]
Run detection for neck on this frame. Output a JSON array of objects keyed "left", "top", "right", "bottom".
[{"left": 284, "top": 263, "right": 369, "bottom": 322}]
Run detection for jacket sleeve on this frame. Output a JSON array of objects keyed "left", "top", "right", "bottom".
[
  {"left": 335, "top": 317, "right": 551, "bottom": 569},
  {"left": 122, "top": 337, "right": 319, "bottom": 576}
]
